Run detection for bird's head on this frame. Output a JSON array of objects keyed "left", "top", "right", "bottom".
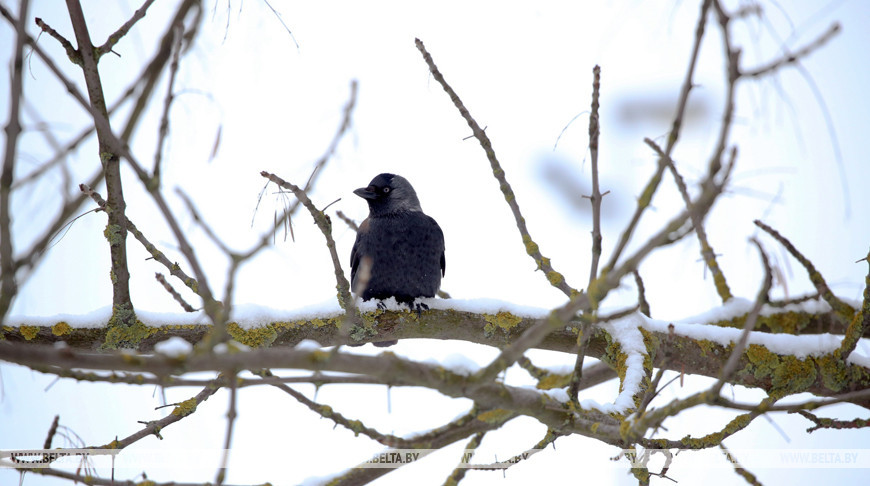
[{"left": 354, "top": 173, "right": 422, "bottom": 215}]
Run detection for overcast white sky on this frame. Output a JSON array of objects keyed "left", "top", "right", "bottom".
[{"left": 1, "top": 1, "right": 869, "bottom": 484}]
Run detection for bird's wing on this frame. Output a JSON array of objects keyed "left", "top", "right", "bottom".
[
  {"left": 429, "top": 215, "right": 446, "bottom": 277},
  {"left": 350, "top": 218, "right": 370, "bottom": 288}
]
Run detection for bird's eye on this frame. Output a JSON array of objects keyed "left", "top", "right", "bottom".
[{"left": 382, "top": 187, "right": 391, "bottom": 194}]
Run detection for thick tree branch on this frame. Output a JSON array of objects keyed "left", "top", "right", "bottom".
[{"left": 65, "top": 0, "right": 136, "bottom": 326}]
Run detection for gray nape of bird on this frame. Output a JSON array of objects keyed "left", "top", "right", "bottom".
[{"left": 350, "top": 173, "right": 446, "bottom": 346}]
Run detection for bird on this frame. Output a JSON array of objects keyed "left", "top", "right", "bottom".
[{"left": 350, "top": 173, "right": 445, "bottom": 346}]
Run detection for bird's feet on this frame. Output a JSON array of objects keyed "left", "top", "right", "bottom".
[{"left": 412, "top": 301, "right": 429, "bottom": 318}]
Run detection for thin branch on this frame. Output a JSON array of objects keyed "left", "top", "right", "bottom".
[
  {"left": 152, "top": 23, "right": 185, "bottom": 185},
  {"left": 215, "top": 371, "right": 238, "bottom": 486},
  {"left": 34, "top": 16, "right": 79, "bottom": 64},
  {"left": 155, "top": 273, "right": 196, "bottom": 312},
  {"left": 98, "top": 0, "right": 158, "bottom": 58},
  {"left": 645, "top": 137, "right": 732, "bottom": 302},
  {"left": 707, "top": 0, "right": 740, "bottom": 181},
  {"left": 666, "top": 0, "right": 713, "bottom": 152},
  {"left": 471, "top": 429, "right": 559, "bottom": 471},
  {"left": 713, "top": 238, "right": 771, "bottom": 394},
  {"left": 7, "top": 465, "right": 249, "bottom": 486},
  {"left": 30, "top": 365, "right": 381, "bottom": 388},
  {"left": 175, "top": 188, "right": 233, "bottom": 255},
  {"left": 740, "top": 22, "right": 840, "bottom": 78},
  {"left": 259, "top": 171, "right": 357, "bottom": 319},
  {"left": 6, "top": 1, "right": 195, "bottom": 291},
  {"left": 442, "top": 432, "right": 486, "bottom": 485},
  {"left": 713, "top": 388, "right": 870, "bottom": 412},
  {"left": 0, "top": 0, "right": 30, "bottom": 322},
  {"left": 262, "top": 0, "right": 299, "bottom": 49},
  {"left": 80, "top": 183, "right": 200, "bottom": 297},
  {"left": 602, "top": 0, "right": 712, "bottom": 276},
  {"left": 611, "top": 147, "right": 736, "bottom": 303},
  {"left": 305, "top": 80, "right": 356, "bottom": 192},
  {"left": 335, "top": 210, "right": 359, "bottom": 231},
  {"left": 633, "top": 270, "right": 651, "bottom": 317},
  {"left": 415, "top": 37, "right": 576, "bottom": 298},
  {"left": 245, "top": 81, "right": 356, "bottom": 262},
  {"left": 719, "top": 444, "right": 762, "bottom": 486},
  {"left": 838, "top": 247, "right": 870, "bottom": 360},
  {"left": 587, "top": 65, "right": 603, "bottom": 288},
  {"left": 568, "top": 321, "right": 592, "bottom": 404},
  {"left": 601, "top": 154, "right": 668, "bottom": 276},
  {"left": 792, "top": 410, "right": 870, "bottom": 433},
  {"left": 754, "top": 219, "right": 852, "bottom": 318},
  {"left": 96, "top": 381, "right": 221, "bottom": 450},
  {"left": 264, "top": 372, "right": 411, "bottom": 447},
  {"left": 43, "top": 415, "right": 60, "bottom": 449}
]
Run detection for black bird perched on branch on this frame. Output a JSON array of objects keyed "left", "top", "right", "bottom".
[{"left": 350, "top": 173, "right": 445, "bottom": 346}]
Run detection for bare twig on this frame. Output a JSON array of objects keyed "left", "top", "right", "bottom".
[
  {"left": 32, "top": 366, "right": 382, "bottom": 388},
  {"left": 153, "top": 23, "right": 184, "bottom": 185},
  {"left": 633, "top": 270, "right": 651, "bottom": 317},
  {"left": 80, "top": 183, "right": 201, "bottom": 297},
  {"left": 155, "top": 273, "right": 196, "bottom": 312},
  {"left": 0, "top": 466, "right": 250, "bottom": 486},
  {"left": 263, "top": 371, "right": 411, "bottom": 447},
  {"left": 719, "top": 444, "right": 762, "bottom": 485},
  {"left": 587, "top": 65, "right": 603, "bottom": 288},
  {"left": 602, "top": 0, "right": 712, "bottom": 276},
  {"left": 43, "top": 415, "right": 60, "bottom": 449},
  {"left": 415, "top": 37, "right": 575, "bottom": 297},
  {"left": 645, "top": 137, "right": 732, "bottom": 302},
  {"left": 0, "top": 0, "right": 30, "bottom": 322},
  {"left": 247, "top": 81, "right": 356, "bottom": 261},
  {"left": 443, "top": 432, "right": 486, "bottom": 485},
  {"left": 263, "top": 0, "right": 299, "bottom": 49},
  {"left": 471, "top": 429, "right": 559, "bottom": 471},
  {"left": 793, "top": 410, "right": 870, "bottom": 433},
  {"left": 713, "top": 238, "right": 771, "bottom": 394},
  {"left": 707, "top": 0, "right": 739, "bottom": 180},
  {"left": 754, "top": 219, "right": 852, "bottom": 318},
  {"left": 741, "top": 23, "right": 840, "bottom": 78},
  {"left": 98, "top": 0, "right": 158, "bottom": 58},
  {"left": 838, "top": 248, "right": 870, "bottom": 360},
  {"left": 259, "top": 171, "right": 356, "bottom": 319},
  {"left": 96, "top": 381, "right": 221, "bottom": 450},
  {"left": 34, "top": 16, "right": 78, "bottom": 63},
  {"left": 216, "top": 372, "right": 238, "bottom": 486},
  {"left": 335, "top": 210, "right": 359, "bottom": 231},
  {"left": 568, "top": 321, "right": 592, "bottom": 404},
  {"left": 5, "top": 1, "right": 196, "bottom": 294}
]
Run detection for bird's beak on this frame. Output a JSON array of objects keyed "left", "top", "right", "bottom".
[{"left": 354, "top": 187, "right": 377, "bottom": 200}]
